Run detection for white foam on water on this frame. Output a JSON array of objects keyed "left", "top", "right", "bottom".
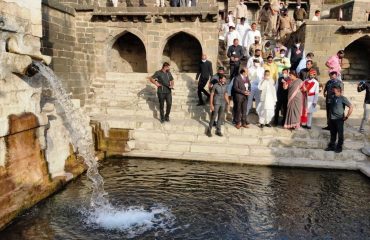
[{"left": 85, "top": 205, "right": 175, "bottom": 238}]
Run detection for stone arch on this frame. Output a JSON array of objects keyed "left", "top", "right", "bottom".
[
  {"left": 161, "top": 31, "right": 203, "bottom": 72},
  {"left": 108, "top": 30, "right": 147, "bottom": 73},
  {"left": 342, "top": 35, "right": 370, "bottom": 81}
]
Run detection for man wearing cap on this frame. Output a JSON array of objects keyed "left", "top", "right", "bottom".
[
  {"left": 322, "top": 71, "right": 344, "bottom": 130},
  {"left": 301, "top": 69, "right": 319, "bottom": 129},
  {"left": 150, "top": 62, "right": 174, "bottom": 123},
  {"left": 227, "top": 38, "right": 244, "bottom": 80},
  {"left": 326, "top": 50, "right": 345, "bottom": 81},
  {"left": 277, "top": 9, "right": 293, "bottom": 42},
  {"left": 325, "top": 85, "right": 353, "bottom": 153},
  {"left": 293, "top": 4, "right": 307, "bottom": 29}
]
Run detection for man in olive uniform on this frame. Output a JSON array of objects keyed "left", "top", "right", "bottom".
[{"left": 150, "top": 62, "right": 174, "bottom": 123}]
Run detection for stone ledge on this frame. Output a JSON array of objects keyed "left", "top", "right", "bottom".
[
  {"left": 41, "top": 0, "right": 76, "bottom": 16},
  {"left": 92, "top": 6, "right": 218, "bottom": 15}
]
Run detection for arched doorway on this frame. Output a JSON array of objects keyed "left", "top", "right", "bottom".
[
  {"left": 162, "top": 32, "right": 202, "bottom": 72},
  {"left": 110, "top": 32, "right": 147, "bottom": 73},
  {"left": 343, "top": 35, "right": 370, "bottom": 81}
]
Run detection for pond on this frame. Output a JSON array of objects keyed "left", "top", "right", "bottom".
[{"left": 1, "top": 158, "right": 370, "bottom": 240}]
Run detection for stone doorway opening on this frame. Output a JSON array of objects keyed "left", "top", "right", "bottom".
[
  {"left": 343, "top": 35, "right": 370, "bottom": 81},
  {"left": 162, "top": 32, "right": 202, "bottom": 72},
  {"left": 110, "top": 32, "right": 147, "bottom": 73}
]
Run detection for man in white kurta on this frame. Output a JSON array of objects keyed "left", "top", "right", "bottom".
[
  {"left": 257, "top": 70, "right": 277, "bottom": 127},
  {"left": 243, "top": 23, "right": 261, "bottom": 57},
  {"left": 236, "top": 17, "right": 250, "bottom": 46},
  {"left": 303, "top": 70, "right": 320, "bottom": 129},
  {"left": 247, "top": 59, "right": 265, "bottom": 115},
  {"left": 226, "top": 26, "right": 241, "bottom": 48}
]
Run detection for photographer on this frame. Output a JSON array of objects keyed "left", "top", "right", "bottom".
[{"left": 358, "top": 79, "right": 370, "bottom": 133}]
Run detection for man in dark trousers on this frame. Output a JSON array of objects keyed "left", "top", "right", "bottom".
[
  {"left": 288, "top": 38, "right": 305, "bottom": 71},
  {"left": 233, "top": 67, "right": 251, "bottom": 129},
  {"left": 207, "top": 75, "right": 229, "bottom": 137},
  {"left": 274, "top": 68, "right": 290, "bottom": 126},
  {"left": 323, "top": 71, "right": 344, "bottom": 130},
  {"left": 325, "top": 85, "right": 353, "bottom": 153},
  {"left": 150, "top": 62, "right": 174, "bottom": 123},
  {"left": 227, "top": 38, "right": 244, "bottom": 81},
  {"left": 196, "top": 54, "right": 213, "bottom": 106}
]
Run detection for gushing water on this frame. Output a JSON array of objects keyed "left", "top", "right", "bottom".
[
  {"left": 32, "top": 62, "right": 174, "bottom": 236},
  {"left": 33, "top": 61, "right": 109, "bottom": 209}
]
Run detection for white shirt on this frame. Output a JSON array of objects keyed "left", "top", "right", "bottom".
[
  {"left": 236, "top": 23, "right": 251, "bottom": 45},
  {"left": 247, "top": 56, "right": 264, "bottom": 69},
  {"left": 312, "top": 15, "right": 320, "bottom": 21},
  {"left": 243, "top": 29, "right": 261, "bottom": 53},
  {"left": 296, "top": 57, "right": 308, "bottom": 74},
  {"left": 226, "top": 31, "right": 241, "bottom": 48},
  {"left": 248, "top": 66, "right": 265, "bottom": 90}
]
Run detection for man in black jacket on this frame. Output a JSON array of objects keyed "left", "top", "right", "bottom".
[
  {"left": 288, "top": 39, "right": 304, "bottom": 71},
  {"left": 232, "top": 67, "right": 251, "bottom": 128},
  {"left": 358, "top": 79, "right": 370, "bottom": 133},
  {"left": 227, "top": 38, "right": 244, "bottom": 81},
  {"left": 196, "top": 54, "right": 213, "bottom": 105}
]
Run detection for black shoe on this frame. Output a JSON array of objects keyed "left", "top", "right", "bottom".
[
  {"left": 265, "top": 124, "right": 272, "bottom": 128},
  {"left": 325, "top": 146, "right": 335, "bottom": 151},
  {"left": 301, "top": 125, "right": 307, "bottom": 129},
  {"left": 206, "top": 129, "right": 212, "bottom": 137},
  {"left": 139, "top": 3, "right": 147, "bottom": 6},
  {"left": 160, "top": 119, "right": 165, "bottom": 123},
  {"left": 213, "top": 121, "right": 217, "bottom": 127},
  {"left": 306, "top": 126, "right": 312, "bottom": 130},
  {"left": 259, "top": 124, "right": 264, "bottom": 128},
  {"left": 197, "top": 102, "right": 205, "bottom": 106},
  {"left": 216, "top": 131, "right": 223, "bottom": 137},
  {"left": 165, "top": 117, "right": 170, "bottom": 122},
  {"left": 335, "top": 146, "right": 343, "bottom": 153},
  {"left": 322, "top": 126, "right": 330, "bottom": 131}
]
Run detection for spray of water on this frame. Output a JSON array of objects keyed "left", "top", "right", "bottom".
[{"left": 33, "top": 62, "right": 175, "bottom": 235}]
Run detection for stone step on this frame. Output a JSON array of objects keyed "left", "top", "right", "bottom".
[{"left": 122, "top": 149, "right": 363, "bottom": 170}]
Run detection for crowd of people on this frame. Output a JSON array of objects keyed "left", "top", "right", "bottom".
[{"left": 148, "top": 2, "right": 368, "bottom": 154}]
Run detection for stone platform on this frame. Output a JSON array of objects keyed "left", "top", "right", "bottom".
[{"left": 86, "top": 72, "right": 370, "bottom": 177}]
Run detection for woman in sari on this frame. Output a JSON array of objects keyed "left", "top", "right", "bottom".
[{"left": 283, "top": 71, "right": 303, "bottom": 130}]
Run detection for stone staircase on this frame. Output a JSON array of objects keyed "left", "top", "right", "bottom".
[{"left": 85, "top": 72, "right": 369, "bottom": 171}]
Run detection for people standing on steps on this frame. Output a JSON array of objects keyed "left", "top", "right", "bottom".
[
  {"left": 227, "top": 38, "right": 244, "bottom": 81},
  {"left": 322, "top": 71, "right": 344, "bottom": 130},
  {"left": 299, "top": 59, "right": 319, "bottom": 82},
  {"left": 258, "top": 3, "right": 270, "bottom": 37},
  {"left": 247, "top": 59, "right": 264, "bottom": 115},
  {"left": 207, "top": 75, "right": 229, "bottom": 137},
  {"left": 277, "top": 9, "right": 293, "bottom": 42},
  {"left": 293, "top": 4, "right": 307, "bottom": 29},
  {"left": 233, "top": 67, "right": 251, "bottom": 129},
  {"left": 226, "top": 26, "right": 241, "bottom": 48},
  {"left": 264, "top": 55, "right": 278, "bottom": 83},
  {"left": 326, "top": 50, "right": 345, "bottom": 81},
  {"left": 288, "top": 39, "right": 305, "bottom": 72},
  {"left": 209, "top": 66, "right": 225, "bottom": 91},
  {"left": 274, "top": 68, "right": 291, "bottom": 126},
  {"left": 257, "top": 70, "right": 277, "bottom": 128},
  {"left": 301, "top": 69, "right": 319, "bottom": 129},
  {"left": 325, "top": 85, "right": 353, "bottom": 153},
  {"left": 283, "top": 71, "right": 303, "bottom": 130},
  {"left": 235, "top": 0, "right": 248, "bottom": 24},
  {"left": 247, "top": 49, "right": 264, "bottom": 69},
  {"left": 196, "top": 54, "right": 213, "bottom": 106},
  {"left": 357, "top": 79, "right": 370, "bottom": 133},
  {"left": 149, "top": 62, "right": 174, "bottom": 123},
  {"left": 296, "top": 52, "right": 315, "bottom": 75},
  {"left": 236, "top": 17, "right": 251, "bottom": 46},
  {"left": 244, "top": 23, "right": 261, "bottom": 58},
  {"left": 273, "top": 48, "right": 291, "bottom": 76}
]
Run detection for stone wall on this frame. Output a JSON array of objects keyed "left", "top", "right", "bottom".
[
  {"left": 329, "top": 0, "right": 369, "bottom": 22},
  {"left": 41, "top": 0, "right": 94, "bottom": 105},
  {"left": 0, "top": 0, "right": 85, "bottom": 230}
]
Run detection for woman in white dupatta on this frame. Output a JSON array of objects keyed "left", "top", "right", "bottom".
[{"left": 257, "top": 70, "right": 277, "bottom": 128}]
